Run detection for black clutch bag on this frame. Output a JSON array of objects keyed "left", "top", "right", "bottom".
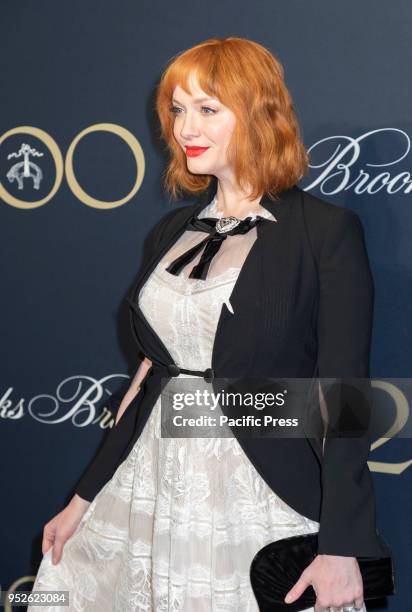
[{"left": 250, "top": 532, "right": 395, "bottom": 612}]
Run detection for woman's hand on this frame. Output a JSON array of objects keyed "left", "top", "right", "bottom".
[
  {"left": 42, "top": 494, "right": 91, "bottom": 565},
  {"left": 284, "top": 554, "right": 364, "bottom": 611}
]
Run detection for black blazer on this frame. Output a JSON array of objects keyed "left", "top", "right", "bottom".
[{"left": 76, "top": 176, "right": 391, "bottom": 559}]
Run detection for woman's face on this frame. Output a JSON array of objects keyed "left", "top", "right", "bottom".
[{"left": 171, "top": 72, "right": 237, "bottom": 178}]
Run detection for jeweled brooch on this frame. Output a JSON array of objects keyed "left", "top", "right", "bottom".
[{"left": 215, "top": 216, "right": 241, "bottom": 234}]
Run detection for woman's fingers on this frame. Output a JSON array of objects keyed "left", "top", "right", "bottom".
[
  {"left": 42, "top": 522, "right": 56, "bottom": 555},
  {"left": 52, "top": 536, "right": 65, "bottom": 565},
  {"left": 40, "top": 499, "right": 89, "bottom": 564}
]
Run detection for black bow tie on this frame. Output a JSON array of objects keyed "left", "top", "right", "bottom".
[{"left": 165, "top": 214, "right": 264, "bottom": 280}]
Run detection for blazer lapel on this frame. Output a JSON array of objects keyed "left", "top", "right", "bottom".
[
  {"left": 126, "top": 180, "right": 221, "bottom": 364},
  {"left": 219, "top": 180, "right": 300, "bottom": 315}
]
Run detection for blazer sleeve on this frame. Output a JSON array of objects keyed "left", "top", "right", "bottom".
[
  {"left": 315, "top": 207, "right": 390, "bottom": 557},
  {"left": 74, "top": 209, "right": 177, "bottom": 502}
]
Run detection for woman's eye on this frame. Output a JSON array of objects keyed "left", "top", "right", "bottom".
[
  {"left": 201, "top": 106, "right": 217, "bottom": 115},
  {"left": 169, "top": 105, "right": 217, "bottom": 115}
]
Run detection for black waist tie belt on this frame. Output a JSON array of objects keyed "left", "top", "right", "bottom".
[{"left": 151, "top": 362, "right": 215, "bottom": 383}]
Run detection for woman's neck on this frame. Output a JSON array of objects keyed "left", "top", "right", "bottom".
[{"left": 214, "top": 186, "right": 264, "bottom": 218}]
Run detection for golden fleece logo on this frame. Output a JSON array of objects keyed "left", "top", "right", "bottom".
[{"left": 0, "top": 124, "right": 145, "bottom": 209}]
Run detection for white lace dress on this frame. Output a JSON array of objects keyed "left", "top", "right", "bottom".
[{"left": 29, "top": 196, "right": 367, "bottom": 611}]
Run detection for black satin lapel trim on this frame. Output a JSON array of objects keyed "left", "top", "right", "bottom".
[
  {"left": 224, "top": 184, "right": 300, "bottom": 310},
  {"left": 225, "top": 218, "right": 276, "bottom": 313},
  {"left": 221, "top": 184, "right": 300, "bottom": 315}
]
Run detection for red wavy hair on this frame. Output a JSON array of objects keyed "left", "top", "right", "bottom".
[{"left": 155, "top": 37, "right": 309, "bottom": 201}]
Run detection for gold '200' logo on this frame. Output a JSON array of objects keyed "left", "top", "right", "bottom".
[{"left": 0, "top": 124, "right": 145, "bottom": 210}]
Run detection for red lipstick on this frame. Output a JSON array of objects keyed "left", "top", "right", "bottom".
[{"left": 185, "top": 146, "right": 210, "bottom": 157}]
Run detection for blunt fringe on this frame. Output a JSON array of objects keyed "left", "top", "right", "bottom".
[{"left": 155, "top": 37, "right": 309, "bottom": 201}]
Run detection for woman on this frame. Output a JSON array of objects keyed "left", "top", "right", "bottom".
[{"left": 29, "top": 37, "right": 388, "bottom": 611}]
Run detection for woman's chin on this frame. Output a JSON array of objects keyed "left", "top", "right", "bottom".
[{"left": 186, "top": 160, "right": 213, "bottom": 174}]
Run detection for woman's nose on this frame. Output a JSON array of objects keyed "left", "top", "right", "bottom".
[{"left": 179, "top": 111, "right": 201, "bottom": 138}]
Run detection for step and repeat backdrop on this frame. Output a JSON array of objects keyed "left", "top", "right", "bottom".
[{"left": 1, "top": 0, "right": 411, "bottom": 609}]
